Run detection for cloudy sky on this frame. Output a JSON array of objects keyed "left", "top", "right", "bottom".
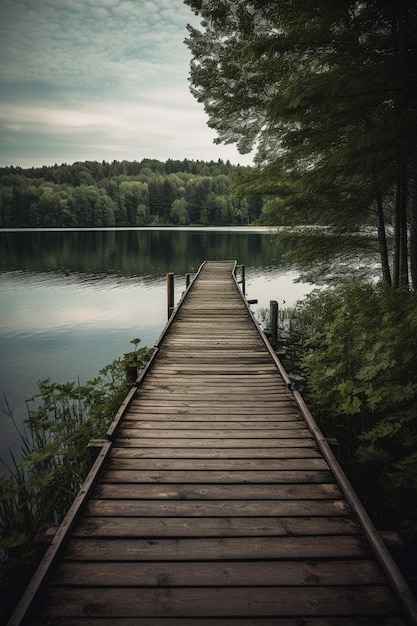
[{"left": 0, "top": 0, "right": 253, "bottom": 168}]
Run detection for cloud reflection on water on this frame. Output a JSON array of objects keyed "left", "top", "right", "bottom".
[{"left": 0, "top": 272, "right": 167, "bottom": 335}]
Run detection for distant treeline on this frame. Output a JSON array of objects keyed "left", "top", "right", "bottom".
[{"left": 0, "top": 158, "right": 263, "bottom": 228}]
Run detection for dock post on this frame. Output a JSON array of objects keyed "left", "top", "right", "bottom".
[
  {"left": 236, "top": 265, "right": 246, "bottom": 295},
  {"left": 270, "top": 300, "right": 278, "bottom": 350},
  {"left": 167, "top": 272, "right": 174, "bottom": 319},
  {"left": 186, "top": 273, "right": 191, "bottom": 288}
]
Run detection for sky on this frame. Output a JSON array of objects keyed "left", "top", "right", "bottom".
[{"left": 0, "top": 0, "right": 254, "bottom": 168}]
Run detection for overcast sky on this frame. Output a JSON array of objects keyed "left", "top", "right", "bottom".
[{"left": 0, "top": 0, "right": 254, "bottom": 168}]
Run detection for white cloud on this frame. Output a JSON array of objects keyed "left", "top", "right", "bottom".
[
  {"left": 85, "top": 0, "right": 117, "bottom": 7},
  {"left": 0, "top": 104, "right": 125, "bottom": 131},
  {"left": 145, "top": 2, "right": 159, "bottom": 13},
  {"left": 91, "top": 7, "right": 110, "bottom": 18}
]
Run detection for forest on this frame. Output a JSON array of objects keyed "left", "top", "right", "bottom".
[{"left": 0, "top": 158, "right": 263, "bottom": 228}]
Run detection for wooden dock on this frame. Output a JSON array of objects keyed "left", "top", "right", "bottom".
[{"left": 10, "top": 261, "right": 417, "bottom": 625}]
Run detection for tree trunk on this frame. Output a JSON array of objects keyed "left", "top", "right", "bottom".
[
  {"left": 393, "top": 178, "right": 401, "bottom": 288},
  {"left": 393, "top": 169, "right": 409, "bottom": 288},
  {"left": 375, "top": 186, "right": 392, "bottom": 285},
  {"left": 391, "top": 10, "right": 410, "bottom": 288},
  {"left": 409, "top": 167, "right": 417, "bottom": 290},
  {"left": 399, "top": 168, "right": 409, "bottom": 287}
]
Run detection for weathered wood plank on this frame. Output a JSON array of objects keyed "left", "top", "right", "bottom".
[
  {"left": 115, "top": 437, "right": 316, "bottom": 448},
  {"left": 150, "top": 366, "right": 279, "bottom": 374},
  {"left": 142, "top": 380, "right": 287, "bottom": 388},
  {"left": 154, "top": 351, "right": 272, "bottom": 360},
  {"left": 163, "top": 336, "right": 264, "bottom": 343},
  {"left": 74, "top": 515, "right": 359, "bottom": 538},
  {"left": 127, "top": 403, "right": 299, "bottom": 414},
  {"left": 62, "top": 535, "right": 369, "bottom": 561},
  {"left": 129, "top": 400, "right": 297, "bottom": 408},
  {"left": 116, "top": 428, "right": 311, "bottom": 438},
  {"left": 93, "top": 483, "right": 342, "bottom": 500},
  {"left": 110, "top": 446, "right": 322, "bottom": 459},
  {"left": 106, "top": 457, "right": 329, "bottom": 470},
  {"left": 85, "top": 499, "right": 351, "bottom": 517},
  {"left": 51, "top": 559, "right": 384, "bottom": 587},
  {"left": 137, "top": 392, "right": 294, "bottom": 402},
  {"left": 98, "top": 469, "right": 334, "bottom": 484},
  {"left": 43, "top": 618, "right": 406, "bottom": 626},
  {"left": 74, "top": 516, "right": 291, "bottom": 537},
  {"left": 124, "top": 409, "right": 302, "bottom": 417},
  {"left": 41, "top": 585, "right": 401, "bottom": 619},
  {"left": 120, "top": 419, "right": 306, "bottom": 428},
  {"left": 140, "top": 371, "right": 284, "bottom": 378},
  {"left": 138, "top": 389, "right": 291, "bottom": 397}
]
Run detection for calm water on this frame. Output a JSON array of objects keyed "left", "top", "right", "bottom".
[{"left": 0, "top": 227, "right": 315, "bottom": 467}]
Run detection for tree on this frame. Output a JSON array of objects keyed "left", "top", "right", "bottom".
[
  {"left": 136, "top": 204, "right": 150, "bottom": 226},
  {"left": 148, "top": 178, "right": 170, "bottom": 221},
  {"left": 119, "top": 181, "right": 148, "bottom": 225},
  {"left": 185, "top": 176, "right": 211, "bottom": 223},
  {"left": 184, "top": 0, "right": 417, "bottom": 287},
  {"left": 170, "top": 198, "right": 189, "bottom": 225}
]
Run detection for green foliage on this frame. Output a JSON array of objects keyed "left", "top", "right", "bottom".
[
  {"left": 0, "top": 158, "right": 262, "bottom": 228},
  {"left": 185, "top": 0, "right": 417, "bottom": 287},
  {"left": 284, "top": 281, "right": 417, "bottom": 540},
  {"left": 0, "top": 339, "right": 152, "bottom": 621},
  {"left": 271, "top": 227, "right": 380, "bottom": 285}
]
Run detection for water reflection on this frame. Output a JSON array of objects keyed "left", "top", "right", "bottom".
[
  {"left": 0, "top": 272, "right": 166, "bottom": 335},
  {"left": 0, "top": 227, "right": 284, "bottom": 277}
]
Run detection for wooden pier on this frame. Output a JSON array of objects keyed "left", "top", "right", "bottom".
[{"left": 10, "top": 261, "right": 417, "bottom": 624}]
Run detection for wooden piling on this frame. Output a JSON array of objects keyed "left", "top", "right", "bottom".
[
  {"left": 236, "top": 264, "right": 245, "bottom": 295},
  {"left": 167, "top": 272, "right": 174, "bottom": 319},
  {"left": 270, "top": 299, "right": 278, "bottom": 350}
]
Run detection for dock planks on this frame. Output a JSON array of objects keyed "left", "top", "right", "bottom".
[{"left": 10, "top": 261, "right": 417, "bottom": 625}]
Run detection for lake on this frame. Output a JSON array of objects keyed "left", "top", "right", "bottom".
[{"left": 0, "top": 227, "right": 315, "bottom": 468}]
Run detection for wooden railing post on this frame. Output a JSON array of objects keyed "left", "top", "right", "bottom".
[{"left": 167, "top": 272, "right": 174, "bottom": 319}]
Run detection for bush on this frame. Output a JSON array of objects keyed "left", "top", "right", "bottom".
[{"left": 282, "top": 280, "right": 417, "bottom": 540}]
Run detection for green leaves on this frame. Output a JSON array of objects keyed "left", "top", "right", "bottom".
[{"left": 185, "top": 0, "right": 417, "bottom": 286}]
